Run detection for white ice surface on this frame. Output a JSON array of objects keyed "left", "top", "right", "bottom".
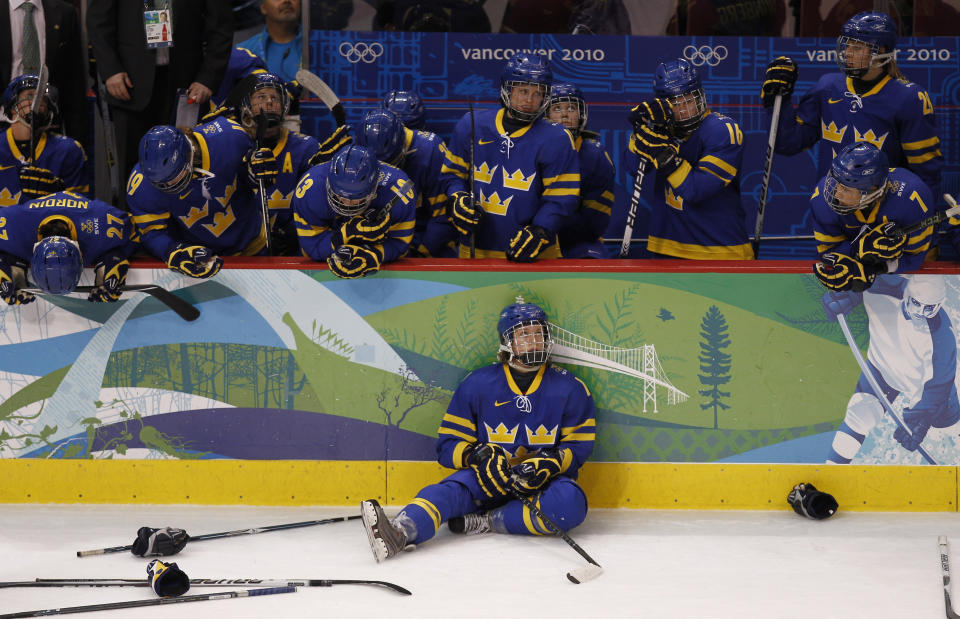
[{"left": 1, "top": 504, "right": 958, "bottom": 618}]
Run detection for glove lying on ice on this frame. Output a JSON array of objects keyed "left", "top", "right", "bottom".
[
  {"left": 787, "top": 483, "right": 838, "bottom": 520},
  {"left": 146, "top": 559, "right": 191, "bottom": 597},
  {"left": 131, "top": 526, "right": 189, "bottom": 557}
]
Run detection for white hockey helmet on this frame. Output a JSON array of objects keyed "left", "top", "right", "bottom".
[{"left": 902, "top": 276, "right": 945, "bottom": 320}]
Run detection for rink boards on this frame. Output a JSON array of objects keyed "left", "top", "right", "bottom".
[{"left": 1, "top": 259, "right": 960, "bottom": 509}]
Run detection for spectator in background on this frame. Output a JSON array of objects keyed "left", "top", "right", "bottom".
[
  {"left": 87, "top": 0, "right": 233, "bottom": 203},
  {"left": 375, "top": 1, "right": 492, "bottom": 32},
  {"left": 238, "top": 0, "right": 302, "bottom": 84},
  {"left": 0, "top": 0, "right": 88, "bottom": 148}
]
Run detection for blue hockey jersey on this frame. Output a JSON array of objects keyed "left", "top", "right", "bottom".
[
  {"left": 436, "top": 363, "right": 595, "bottom": 476},
  {"left": 439, "top": 108, "right": 580, "bottom": 259},
  {"left": 558, "top": 133, "right": 614, "bottom": 257},
  {"left": 396, "top": 127, "right": 453, "bottom": 257},
  {"left": 127, "top": 117, "right": 265, "bottom": 260},
  {"left": 0, "top": 128, "right": 89, "bottom": 205},
  {"left": 291, "top": 160, "right": 417, "bottom": 262},
  {"left": 627, "top": 111, "right": 752, "bottom": 259},
  {"left": 811, "top": 167, "right": 935, "bottom": 273},
  {"left": 257, "top": 128, "right": 319, "bottom": 239}
]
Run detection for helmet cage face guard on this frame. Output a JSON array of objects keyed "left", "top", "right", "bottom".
[
  {"left": 836, "top": 36, "right": 895, "bottom": 77},
  {"left": 242, "top": 80, "right": 289, "bottom": 126},
  {"left": 152, "top": 139, "right": 195, "bottom": 195},
  {"left": 546, "top": 94, "right": 587, "bottom": 135},
  {"left": 500, "top": 81, "right": 551, "bottom": 123},
  {"left": 823, "top": 174, "right": 886, "bottom": 215},
  {"left": 499, "top": 319, "right": 553, "bottom": 368},
  {"left": 667, "top": 89, "right": 706, "bottom": 131},
  {"left": 325, "top": 177, "right": 376, "bottom": 217},
  {"left": 11, "top": 87, "right": 55, "bottom": 131}
]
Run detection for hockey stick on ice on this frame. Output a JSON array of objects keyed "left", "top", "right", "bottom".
[
  {"left": 0, "top": 587, "right": 296, "bottom": 619},
  {"left": 76, "top": 514, "right": 360, "bottom": 557},
  {"left": 14, "top": 577, "right": 410, "bottom": 596},
  {"left": 753, "top": 93, "right": 782, "bottom": 259},
  {"left": 295, "top": 68, "right": 346, "bottom": 127},
  {"left": 22, "top": 284, "right": 200, "bottom": 322},
  {"left": 619, "top": 160, "right": 646, "bottom": 257},
  {"left": 509, "top": 488, "right": 603, "bottom": 584},
  {"left": 940, "top": 536, "right": 960, "bottom": 619},
  {"left": 835, "top": 312, "right": 936, "bottom": 464}
]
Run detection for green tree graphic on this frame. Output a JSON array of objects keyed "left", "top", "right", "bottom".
[{"left": 698, "top": 305, "right": 731, "bottom": 429}]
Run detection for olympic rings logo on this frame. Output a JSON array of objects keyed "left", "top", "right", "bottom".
[
  {"left": 339, "top": 41, "right": 384, "bottom": 64},
  {"left": 682, "top": 45, "right": 728, "bottom": 67}
]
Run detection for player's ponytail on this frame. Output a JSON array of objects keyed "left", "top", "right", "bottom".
[{"left": 886, "top": 58, "right": 905, "bottom": 81}]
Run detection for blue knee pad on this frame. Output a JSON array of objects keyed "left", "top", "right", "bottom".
[
  {"left": 498, "top": 477, "right": 588, "bottom": 536},
  {"left": 400, "top": 474, "right": 476, "bottom": 544}
]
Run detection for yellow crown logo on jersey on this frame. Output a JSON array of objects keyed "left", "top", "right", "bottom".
[
  {"left": 525, "top": 424, "right": 558, "bottom": 446},
  {"left": 479, "top": 190, "right": 513, "bottom": 216},
  {"left": 0, "top": 188, "right": 18, "bottom": 207},
  {"left": 215, "top": 179, "right": 237, "bottom": 209},
  {"left": 485, "top": 422, "right": 519, "bottom": 444},
  {"left": 474, "top": 162, "right": 497, "bottom": 184},
  {"left": 853, "top": 127, "right": 889, "bottom": 150},
  {"left": 502, "top": 168, "right": 536, "bottom": 191},
  {"left": 267, "top": 189, "right": 291, "bottom": 211},
  {"left": 665, "top": 187, "right": 684, "bottom": 211},
  {"left": 821, "top": 120, "right": 847, "bottom": 144},
  {"left": 179, "top": 202, "right": 210, "bottom": 228}
]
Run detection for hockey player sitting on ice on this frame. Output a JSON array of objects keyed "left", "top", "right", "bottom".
[
  {"left": 382, "top": 90, "right": 427, "bottom": 132},
  {"left": 127, "top": 121, "right": 266, "bottom": 280},
  {"left": 291, "top": 144, "right": 417, "bottom": 278},
  {"left": 0, "top": 74, "right": 89, "bottom": 206},
  {"left": 821, "top": 275, "right": 960, "bottom": 463},
  {"left": 761, "top": 12, "right": 942, "bottom": 204},
  {"left": 355, "top": 107, "right": 455, "bottom": 257},
  {"left": 438, "top": 52, "right": 580, "bottom": 261},
  {"left": 0, "top": 191, "right": 137, "bottom": 305},
  {"left": 546, "top": 82, "right": 614, "bottom": 259},
  {"left": 812, "top": 142, "right": 935, "bottom": 293},
  {"left": 360, "top": 297, "right": 595, "bottom": 562},
  {"left": 627, "top": 58, "right": 751, "bottom": 259}
]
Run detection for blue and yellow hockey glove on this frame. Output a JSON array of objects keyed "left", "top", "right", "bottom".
[
  {"left": 146, "top": 559, "right": 191, "bottom": 597},
  {"left": 0, "top": 256, "right": 35, "bottom": 305},
  {"left": 327, "top": 244, "right": 382, "bottom": 279},
  {"left": 449, "top": 191, "right": 481, "bottom": 236},
  {"left": 166, "top": 244, "right": 223, "bottom": 279},
  {"left": 512, "top": 448, "right": 567, "bottom": 495},
  {"left": 853, "top": 222, "right": 906, "bottom": 263},
  {"left": 309, "top": 124, "right": 353, "bottom": 166},
  {"left": 463, "top": 442, "right": 512, "bottom": 499},
  {"left": 813, "top": 252, "right": 877, "bottom": 292},
  {"left": 761, "top": 56, "right": 798, "bottom": 106},
  {"left": 19, "top": 165, "right": 63, "bottom": 200},
  {"left": 506, "top": 225, "right": 551, "bottom": 263},
  {"left": 88, "top": 251, "right": 129, "bottom": 303},
  {"left": 244, "top": 147, "right": 279, "bottom": 187},
  {"left": 630, "top": 125, "right": 682, "bottom": 174},
  {"left": 340, "top": 209, "right": 391, "bottom": 244},
  {"left": 628, "top": 97, "right": 673, "bottom": 133}
]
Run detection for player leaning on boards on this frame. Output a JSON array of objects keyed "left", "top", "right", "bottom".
[
  {"left": 627, "top": 59, "right": 751, "bottom": 259},
  {"left": 0, "top": 191, "right": 136, "bottom": 305},
  {"left": 811, "top": 142, "right": 934, "bottom": 293},
  {"left": 0, "top": 74, "right": 90, "bottom": 205},
  {"left": 438, "top": 52, "right": 580, "bottom": 261},
  {"left": 546, "top": 82, "right": 614, "bottom": 259},
  {"left": 361, "top": 297, "right": 595, "bottom": 562},
  {"left": 292, "top": 144, "right": 417, "bottom": 278}
]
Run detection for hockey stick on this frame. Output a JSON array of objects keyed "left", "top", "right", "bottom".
[
  {"left": 27, "top": 64, "right": 48, "bottom": 167},
  {"left": 940, "top": 536, "right": 960, "bottom": 619},
  {"left": 895, "top": 193, "right": 960, "bottom": 238},
  {"left": 753, "top": 93, "right": 782, "bottom": 259},
  {"left": 295, "top": 68, "right": 346, "bottom": 127},
  {"left": 93, "top": 71, "right": 121, "bottom": 205},
  {"left": 254, "top": 115, "right": 273, "bottom": 256},
  {"left": 835, "top": 312, "right": 936, "bottom": 464},
  {"left": 468, "top": 100, "right": 476, "bottom": 259},
  {"left": 0, "top": 587, "right": 296, "bottom": 619},
  {"left": 619, "top": 160, "right": 646, "bottom": 257},
  {"left": 18, "top": 577, "right": 410, "bottom": 596},
  {"left": 76, "top": 514, "right": 360, "bottom": 557},
  {"left": 508, "top": 488, "right": 603, "bottom": 584},
  {"left": 22, "top": 284, "right": 200, "bottom": 322}
]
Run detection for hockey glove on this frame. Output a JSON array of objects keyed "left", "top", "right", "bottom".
[
  {"left": 853, "top": 222, "right": 906, "bottom": 263},
  {"left": 463, "top": 442, "right": 512, "bottom": 499},
  {"left": 761, "top": 56, "right": 798, "bottom": 107},
  {"left": 512, "top": 448, "right": 566, "bottom": 495},
  {"left": 166, "top": 244, "right": 223, "bottom": 279},
  {"left": 506, "top": 225, "right": 551, "bottom": 262},
  {"left": 309, "top": 124, "right": 353, "bottom": 166},
  {"left": 18, "top": 165, "right": 63, "bottom": 200},
  {"left": 628, "top": 97, "right": 673, "bottom": 133},
  {"left": 893, "top": 409, "right": 934, "bottom": 452},
  {"left": 131, "top": 526, "right": 189, "bottom": 557},
  {"left": 339, "top": 208, "right": 391, "bottom": 244},
  {"left": 88, "top": 251, "right": 129, "bottom": 303},
  {"left": 146, "top": 560, "right": 191, "bottom": 597},
  {"left": 244, "top": 147, "right": 279, "bottom": 187},
  {"left": 820, "top": 290, "right": 862, "bottom": 322},
  {"left": 0, "top": 256, "right": 35, "bottom": 305},
  {"left": 813, "top": 253, "right": 878, "bottom": 292},
  {"left": 630, "top": 125, "right": 682, "bottom": 175},
  {"left": 787, "top": 483, "right": 838, "bottom": 520},
  {"left": 327, "top": 244, "right": 382, "bottom": 279},
  {"left": 449, "top": 191, "right": 481, "bottom": 236}
]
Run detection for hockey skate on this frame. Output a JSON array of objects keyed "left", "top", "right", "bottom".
[
  {"left": 361, "top": 499, "right": 411, "bottom": 562},
  {"left": 448, "top": 511, "right": 492, "bottom": 535}
]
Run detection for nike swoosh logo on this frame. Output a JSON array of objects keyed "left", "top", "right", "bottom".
[
  {"left": 478, "top": 140, "right": 494, "bottom": 145},
  {"left": 827, "top": 98, "right": 843, "bottom": 104},
  {"left": 0, "top": 164, "right": 15, "bottom": 171},
  {"left": 178, "top": 189, "right": 193, "bottom": 200},
  {"left": 494, "top": 400, "right": 512, "bottom": 407}
]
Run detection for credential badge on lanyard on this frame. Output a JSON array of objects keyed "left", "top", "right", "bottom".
[{"left": 143, "top": 0, "right": 173, "bottom": 49}]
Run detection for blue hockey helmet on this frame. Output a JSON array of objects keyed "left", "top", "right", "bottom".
[
  {"left": 30, "top": 236, "right": 83, "bottom": 295},
  {"left": 653, "top": 59, "right": 705, "bottom": 135},
  {"left": 382, "top": 90, "right": 425, "bottom": 130},
  {"left": 2, "top": 74, "right": 55, "bottom": 129},
  {"left": 824, "top": 142, "right": 889, "bottom": 215},
  {"left": 837, "top": 11, "right": 898, "bottom": 77},
  {"left": 138, "top": 125, "right": 195, "bottom": 195},
  {"left": 356, "top": 108, "right": 406, "bottom": 166},
  {"left": 240, "top": 72, "right": 289, "bottom": 128},
  {"left": 547, "top": 82, "right": 587, "bottom": 136},
  {"left": 903, "top": 276, "right": 945, "bottom": 320},
  {"left": 499, "top": 52, "right": 553, "bottom": 123},
  {"left": 497, "top": 295, "right": 552, "bottom": 369},
  {"left": 326, "top": 145, "right": 381, "bottom": 217}
]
